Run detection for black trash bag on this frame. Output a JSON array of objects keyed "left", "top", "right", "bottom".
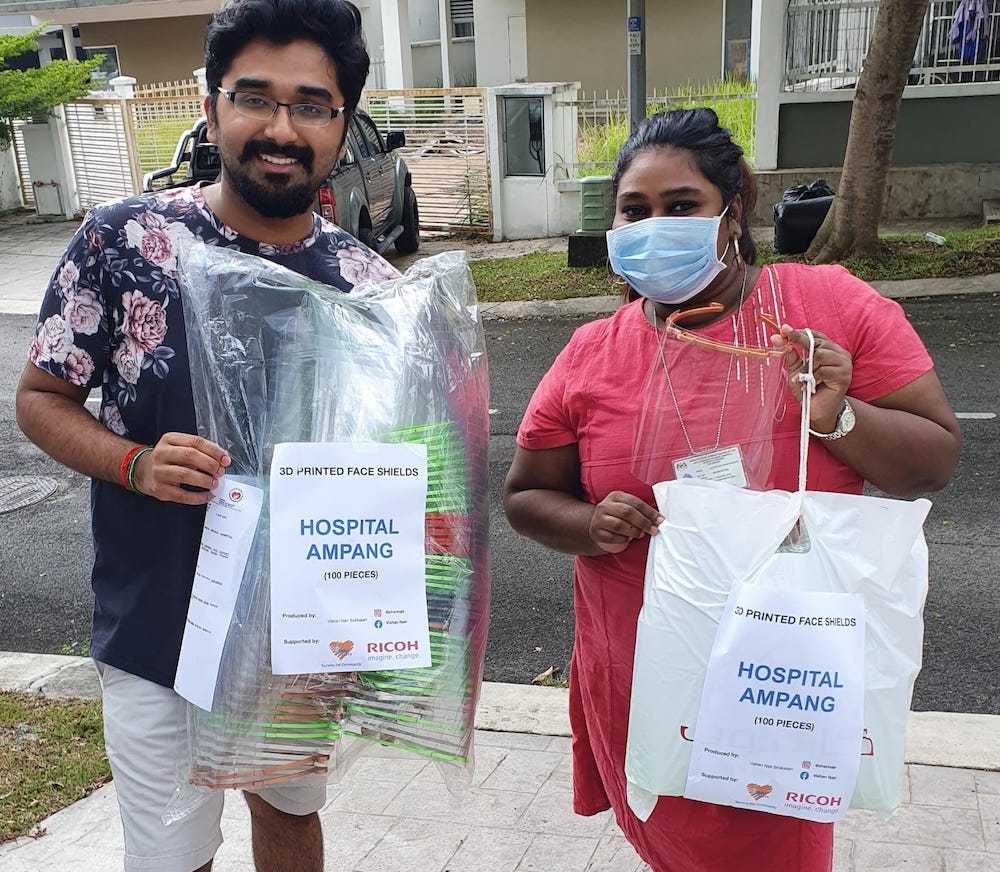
[{"left": 773, "top": 179, "right": 837, "bottom": 255}]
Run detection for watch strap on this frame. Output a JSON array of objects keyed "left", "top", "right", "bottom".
[{"left": 809, "top": 398, "right": 854, "bottom": 441}]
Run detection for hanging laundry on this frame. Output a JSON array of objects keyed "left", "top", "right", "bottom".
[{"left": 949, "top": 0, "right": 990, "bottom": 63}]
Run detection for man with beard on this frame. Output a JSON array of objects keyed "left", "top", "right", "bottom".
[{"left": 15, "top": 2, "right": 396, "bottom": 870}]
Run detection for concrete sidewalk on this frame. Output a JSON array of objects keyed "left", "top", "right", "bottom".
[
  {"left": 3, "top": 653, "right": 1000, "bottom": 871},
  {"left": 3, "top": 215, "right": 1000, "bottom": 319}
]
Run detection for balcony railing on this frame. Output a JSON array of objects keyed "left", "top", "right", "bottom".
[{"left": 785, "top": 0, "right": 1000, "bottom": 91}]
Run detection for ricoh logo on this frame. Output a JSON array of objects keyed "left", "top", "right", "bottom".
[
  {"left": 785, "top": 792, "right": 843, "bottom": 807},
  {"left": 367, "top": 640, "right": 419, "bottom": 653}
]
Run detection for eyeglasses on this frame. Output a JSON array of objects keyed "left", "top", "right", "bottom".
[{"left": 216, "top": 87, "right": 345, "bottom": 128}]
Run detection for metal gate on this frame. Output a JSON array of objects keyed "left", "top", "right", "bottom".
[
  {"left": 61, "top": 95, "right": 203, "bottom": 209},
  {"left": 64, "top": 100, "right": 138, "bottom": 206},
  {"left": 12, "top": 122, "right": 34, "bottom": 208},
  {"left": 42, "top": 86, "right": 492, "bottom": 234},
  {"left": 360, "top": 88, "right": 492, "bottom": 235}
]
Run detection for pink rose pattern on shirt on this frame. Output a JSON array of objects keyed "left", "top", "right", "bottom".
[
  {"left": 27, "top": 182, "right": 404, "bottom": 690},
  {"left": 28, "top": 184, "right": 399, "bottom": 434}
]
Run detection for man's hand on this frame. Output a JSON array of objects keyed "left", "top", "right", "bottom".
[
  {"left": 589, "top": 491, "right": 664, "bottom": 554},
  {"left": 132, "top": 433, "right": 231, "bottom": 504}
]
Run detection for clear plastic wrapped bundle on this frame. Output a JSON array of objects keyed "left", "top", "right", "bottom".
[{"left": 173, "top": 246, "right": 490, "bottom": 807}]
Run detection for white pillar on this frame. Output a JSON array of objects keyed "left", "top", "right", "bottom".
[
  {"left": 51, "top": 105, "right": 80, "bottom": 217},
  {"left": 485, "top": 87, "right": 503, "bottom": 241},
  {"left": 0, "top": 143, "right": 20, "bottom": 212},
  {"left": 21, "top": 109, "right": 79, "bottom": 218},
  {"left": 437, "top": 0, "right": 454, "bottom": 88},
  {"left": 109, "top": 75, "right": 137, "bottom": 99},
  {"left": 379, "top": 0, "right": 413, "bottom": 89},
  {"left": 751, "top": 0, "right": 783, "bottom": 170},
  {"left": 61, "top": 24, "right": 78, "bottom": 61},
  {"left": 194, "top": 67, "right": 209, "bottom": 95}
]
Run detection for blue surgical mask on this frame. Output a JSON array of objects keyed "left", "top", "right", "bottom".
[{"left": 606, "top": 207, "right": 732, "bottom": 304}]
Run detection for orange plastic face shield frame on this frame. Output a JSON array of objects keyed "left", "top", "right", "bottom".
[{"left": 664, "top": 302, "right": 788, "bottom": 358}]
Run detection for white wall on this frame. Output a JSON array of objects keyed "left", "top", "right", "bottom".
[
  {"left": 411, "top": 43, "right": 441, "bottom": 86},
  {"left": 487, "top": 82, "right": 580, "bottom": 240},
  {"left": 451, "top": 40, "right": 476, "bottom": 86},
  {"left": 408, "top": 0, "right": 439, "bottom": 42},
  {"left": 474, "top": 0, "right": 527, "bottom": 86},
  {"left": 410, "top": 39, "right": 475, "bottom": 86},
  {"left": 0, "top": 146, "right": 22, "bottom": 212}
]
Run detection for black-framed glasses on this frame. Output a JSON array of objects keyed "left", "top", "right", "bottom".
[{"left": 216, "top": 87, "right": 345, "bottom": 128}]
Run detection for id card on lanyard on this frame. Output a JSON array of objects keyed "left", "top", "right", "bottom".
[{"left": 672, "top": 445, "right": 747, "bottom": 488}]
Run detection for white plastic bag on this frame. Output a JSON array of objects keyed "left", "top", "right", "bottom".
[{"left": 625, "top": 332, "right": 931, "bottom": 823}]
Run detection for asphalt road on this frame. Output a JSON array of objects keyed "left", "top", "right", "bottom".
[{"left": 2, "top": 293, "right": 999, "bottom": 713}]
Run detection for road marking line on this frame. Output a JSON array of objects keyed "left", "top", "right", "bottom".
[{"left": 955, "top": 412, "right": 996, "bottom": 420}]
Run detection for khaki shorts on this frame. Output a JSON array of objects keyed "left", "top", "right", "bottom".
[{"left": 95, "top": 661, "right": 327, "bottom": 872}]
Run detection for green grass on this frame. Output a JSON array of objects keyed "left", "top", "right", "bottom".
[
  {"left": 468, "top": 226, "right": 1000, "bottom": 303},
  {"left": 59, "top": 641, "right": 90, "bottom": 658},
  {"left": 0, "top": 693, "right": 109, "bottom": 843},
  {"left": 577, "top": 79, "right": 757, "bottom": 178},
  {"left": 134, "top": 115, "right": 201, "bottom": 174},
  {"left": 470, "top": 251, "right": 619, "bottom": 302},
  {"left": 759, "top": 226, "right": 1000, "bottom": 282}
]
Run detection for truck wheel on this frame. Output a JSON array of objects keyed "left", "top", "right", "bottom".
[{"left": 395, "top": 187, "right": 420, "bottom": 255}]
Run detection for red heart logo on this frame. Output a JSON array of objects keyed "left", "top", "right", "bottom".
[
  {"left": 746, "top": 782, "right": 773, "bottom": 801},
  {"left": 329, "top": 640, "right": 354, "bottom": 660}
]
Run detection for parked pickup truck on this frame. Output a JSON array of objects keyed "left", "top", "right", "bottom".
[{"left": 143, "top": 108, "right": 420, "bottom": 256}]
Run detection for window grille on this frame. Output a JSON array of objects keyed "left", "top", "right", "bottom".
[{"left": 451, "top": 0, "right": 474, "bottom": 38}]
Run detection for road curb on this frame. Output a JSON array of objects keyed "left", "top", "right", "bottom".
[
  {"left": 3, "top": 652, "right": 999, "bottom": 770},
  {"left": 473, "top": 272, "right": 1000, "bottom": 321},
  {"left": 3, "top": 259, "right": 998, "bottom": 319}
]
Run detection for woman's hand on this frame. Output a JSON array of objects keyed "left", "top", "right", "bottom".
[
  {"left": 589, "top": 491, "right": 664, "bottom": 554},
  {"left": 772, "top": 325, "right": 853, "bottom": 434},
  {"left": 505, "top": 445, "right": 664, "bottom": 556}
]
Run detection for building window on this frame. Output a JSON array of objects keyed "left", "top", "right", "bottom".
[
  {"left": 82, "top": 45, "right": 120, "bottom": 90},
  {"left": 451, "top": 0, "right": 474, "bottom": 39},
  {"left": 502, "top": 96, "right": 544, "bottom": 176}
]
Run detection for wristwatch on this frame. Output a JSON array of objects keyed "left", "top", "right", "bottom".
[{"left": 809, "top": 398, "right": 856, "bottom": 441}]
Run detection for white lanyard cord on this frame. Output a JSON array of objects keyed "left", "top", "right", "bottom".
[{"left": 797, "top": 329, "right": 817, "bottom": 494}]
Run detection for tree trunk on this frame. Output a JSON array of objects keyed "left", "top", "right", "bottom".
[{"left": 807, "top": 0, "right": 930, "bottom": 263}]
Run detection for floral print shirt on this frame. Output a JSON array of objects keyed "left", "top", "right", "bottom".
[{"left": 29, "top": 183, "right": 400, "bottom": 687}]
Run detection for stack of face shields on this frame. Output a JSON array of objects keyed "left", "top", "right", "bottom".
[{"left": 174, "top": 246, "right": 490, "bottom": 806}]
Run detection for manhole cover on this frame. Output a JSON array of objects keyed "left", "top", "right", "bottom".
[{"left": 0, "top": 476, "right": 59, "bottom": 513}]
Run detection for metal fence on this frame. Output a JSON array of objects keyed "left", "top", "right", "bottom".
[
  {"left": 133, "top": 80, "right": 202, "bottom": 98},
  {"left": 785, "top": 0, "right": 1000, "bottom": 91},
  {"left": 64, "top": 100, "right": 139, "bottom": 205},
  {"left": 570, "top": 86, "right": 758, "bottom": 176},
  {"left": 60, "top": 95, "right": 202, "bottom": 209},
  {"left": 361, "top": 87, "right": 491, "bottom": 234},
  {"left": 129, "top": 95, "right": 204, "bottom": 180},
  {"left": 24, "top": 83, "right": 491, "bottom": 235}
]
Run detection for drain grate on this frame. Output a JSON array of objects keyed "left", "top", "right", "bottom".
[{"left": 0, "top": 476, "right": 59, "bottom": 513}]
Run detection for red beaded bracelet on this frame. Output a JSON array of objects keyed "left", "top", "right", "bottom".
[{"left": 119, "top": 445, "right": 146, "bottom": 492}]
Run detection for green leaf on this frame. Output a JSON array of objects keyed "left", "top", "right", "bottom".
[{"left": 0, "top": 28, "right": 103, "bottom": 148}]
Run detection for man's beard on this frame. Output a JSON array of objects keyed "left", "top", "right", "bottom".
[{"left": 225, "top": 139, "right": 328, "bottom": 219}]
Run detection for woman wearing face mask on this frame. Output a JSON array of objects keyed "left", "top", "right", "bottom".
[{"left": 503, "top": 108, "right": 960, "bottom": 871}]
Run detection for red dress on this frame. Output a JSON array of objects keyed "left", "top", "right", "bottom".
[{"left": 516, "top": 264, "right": 933, "bottom": 871}]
